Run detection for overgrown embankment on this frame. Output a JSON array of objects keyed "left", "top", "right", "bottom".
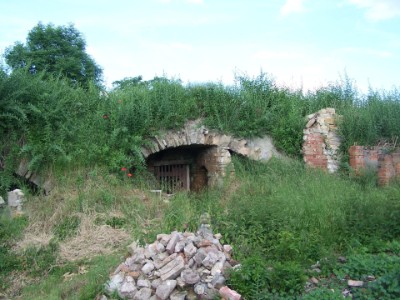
[
  {"left": 1, "top": 69, "right": 400, "bottom": 299},
  {"left": 2, "top": 69, "right": 400, "bottom": 194}
]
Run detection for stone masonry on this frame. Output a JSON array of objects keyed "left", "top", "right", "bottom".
[
  {"left": 142, "top": 119, "right": 280, "bottom": 189},
  {"left": 303, "top": 108, "right": 341, "bottom": 173}
]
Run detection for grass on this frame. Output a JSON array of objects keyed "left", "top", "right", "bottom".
[
  {"left": 2, "top": 69, "right": 400, "bottom": 195},
  {"left": 1, "top": 68, "right": 400, "bottom": 298},
  {"left": 1, "top": 157, "right": 398, "bottom": 299}
]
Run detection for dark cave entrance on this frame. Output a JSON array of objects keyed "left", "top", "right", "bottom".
[{"left": 146, "top": 145, "right": 215, "bottom": 193}]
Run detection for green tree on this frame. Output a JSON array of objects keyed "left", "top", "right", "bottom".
[
  {"left": 4, "top": 22, "right": 102, "bottom": 88},
  {"left": 112, "top": 76, "right": 143, "bottom": 90}
]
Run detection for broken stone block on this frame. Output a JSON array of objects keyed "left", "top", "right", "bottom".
[
  {"left": 219, "top": 286, "right": 242, "bottom": 300},
  {"left": 145, "top": 241, "right": 165, "bottom": 258},
  {"left": 106, "top": 272, "right": 125, "bottom": 293},
  {"left": 7, "top": 189, "right": 24, "bottom": 211},
  {"left": 181, "top": 269, "right": 200, "bottom": 285},
  {"left": 127, "top": 240, "right": 140, "bottom": 255},
  {"left": 196, "top": 239, "right": 213, "bottom": 248},
  {"left": 137, "top": 279, "right": 151, "bottom": 288},
  {"left": 166, "top": 232, "right": 180, "bottom": 254},
  {"left": 133, "top": 287, "right": 152, "bottom": 300},
  {"left": 211, "top": 261, "right": 224, "bottom": 276},
  {"left": 132, "top": 247, "right": 146, "bottom": 263},
  {"left": 141, "top": 262, "right": 155, "bottom": 275},
  {"left": 157, "top": 233, "right": 171, "bottom": 246},
  {"left": 194, "top": 248, "right": 207, "bottom": 266},
  {"left": 170, "top": 290, "right": 187, "bottom": 300},
  {"left": 154, "top": 253, "right": 177, "bottom": 270},
  {"left": 176, "top": 276, "right": 186, "bottom": 288},
  {"left": 310, "top": 277, "right": 319, "bottom": 284},
  {"left": 118, "top": 276, "right": 137, "bottom": 299},
  {"left": 348, "top": 280, "right": 364, "bottom": 287},
  {"left": 187, "top": 258, "right": 195, "bottom": 268},
  {"left": 202, "top": 252, "right": 218, "bottom": 269},
  {"left": 174, "top": 240, "right": 185, "bottom": 253},
  {"left": 151, "top": 278, "right": 162, "bottom": 289},
  {"left": 159, "top": 256, "right": 185, "bottom": 281},
  {"left": 156, "top": 280, "right": 177, "bottom": 300},
  {"left": 211, "top": 274, "right": 226, "bottom": 289},
  {"left": 184, "top": 242, "right": 197, "bottom": 259},
  {"left": 194, "top": 283, "right": 206, "bottom": 295},
  {"left": 223, "top": 245, "right": 232, "bottom": 254}
]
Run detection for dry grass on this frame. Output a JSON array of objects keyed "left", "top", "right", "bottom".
[
  {"left": 15, "top": 212, "right": 132, "bottom": 262},
  {"left": 58, "top": 213, "right": 131, "bottom": 262}
]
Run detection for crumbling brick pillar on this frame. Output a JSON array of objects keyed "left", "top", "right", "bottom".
[
  {"left": 378, "top": 154, "right": 396, "bottom": 186},
  {"left": 349, "top": 145, "right": 365, "bottom": 174},
  {"left": 303, "top": 108, "right": 340, "bottom": 172}
]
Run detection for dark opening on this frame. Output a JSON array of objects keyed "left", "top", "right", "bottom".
[{"left": 146, "top": 144, "right": 214, "bottom": 193}]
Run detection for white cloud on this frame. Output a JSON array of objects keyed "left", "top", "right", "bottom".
[
  {"left": 280, "top": 0, "right": 305, "bottom": 16},
  {"left": 348, "top": 0, "right": 400, "bottom": 20}
]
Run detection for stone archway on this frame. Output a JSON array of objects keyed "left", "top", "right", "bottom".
[{"left": 141, "top": 120, "right": 281, "bottom": 191}]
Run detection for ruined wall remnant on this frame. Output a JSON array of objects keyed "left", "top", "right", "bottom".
[
  {"left": 142, "top": 119, "right": 280, "bottom": 191},
  {"left": 349, "top": 145, "right": 400, "bottom": 185},
  {"left": 302, "top": 108, "right": 341, "bottom": 173},
  {"left": 16, "top": 159, "right": 54, "bottom": 194}
]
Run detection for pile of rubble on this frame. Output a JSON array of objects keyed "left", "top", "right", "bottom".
[{"left": 104, "top": 213, "right": 241, "bottom": 300}]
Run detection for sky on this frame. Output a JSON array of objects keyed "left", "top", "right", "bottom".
[{"left": 0, "top": 0, "right": 399, "bottom": 92}]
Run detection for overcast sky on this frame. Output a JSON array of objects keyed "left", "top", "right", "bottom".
[{"left": 1, "top": 0, "right": 399, "bottom": 92}]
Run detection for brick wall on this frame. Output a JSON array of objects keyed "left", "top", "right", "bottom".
[
  {"left": 194, "top": 146, "right": 233, "bottom": 189},
  {"left": 303, "top": 108, "right": 340, "bottom": 172},
  {"left": 349, "top": 145, "right": 400, "bottom": 185}
]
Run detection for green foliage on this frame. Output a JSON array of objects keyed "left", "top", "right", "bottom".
[
  {"left": 354, "top": 269, "right": 400, "bottom": 300},
  {"left": 334, "top": 253, "right": 400, "bottom": 280},
  {"left": 0, "top": 212, "right": 31, "bottom": 292},
  {"left": 302, "top": 288, "right": 344, "bottom": 300},
  {"left": 105, "top": 216, "right": 127, "bottom": 228},
  {"left": 228, "top": 256, "right": 306, "bottom": 298},
  {"left": 5, "top": 22, "right": 102, "bottom": 88},
  {"left": 228, "top": 255, "right": 271, "bottom": 298},
  {"left": 0, "top": 212, "right": 28, "bottom": 278},
  {"left": 20, "top": 255, "right": 121, "bottom": 299},
  {"left": 21, "top": 240, "right": 59, "bottom": 276},
  {"left": 53, "top": 215, "right": 80, "bottom": 240}
]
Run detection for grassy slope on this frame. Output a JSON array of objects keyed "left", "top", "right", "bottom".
[
  {"left": 0, "top": 70, "right": 400, "bottom": 299},
  {"left": 1, "top": 157, "right": 399, "bottom": 299}
]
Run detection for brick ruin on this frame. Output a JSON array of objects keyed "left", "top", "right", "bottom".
[
  {"left": 303, "top": 108, "right": 400, "bottom": 185},
  {"left": 349, "top": 145, "right": 400, "bottom": 185},
  {"left": 142, "top": 120, "right": 281, "bottom": 193},
  {"left": 146, "top": 145, "right": 233, "bottom": 193},
  {"left": 302, "top": 108, "right": 341, "bottom": 173}
]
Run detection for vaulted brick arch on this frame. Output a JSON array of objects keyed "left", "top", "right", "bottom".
[{"left": 142, "top": 120, "right": 280, "bottom": 192}]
